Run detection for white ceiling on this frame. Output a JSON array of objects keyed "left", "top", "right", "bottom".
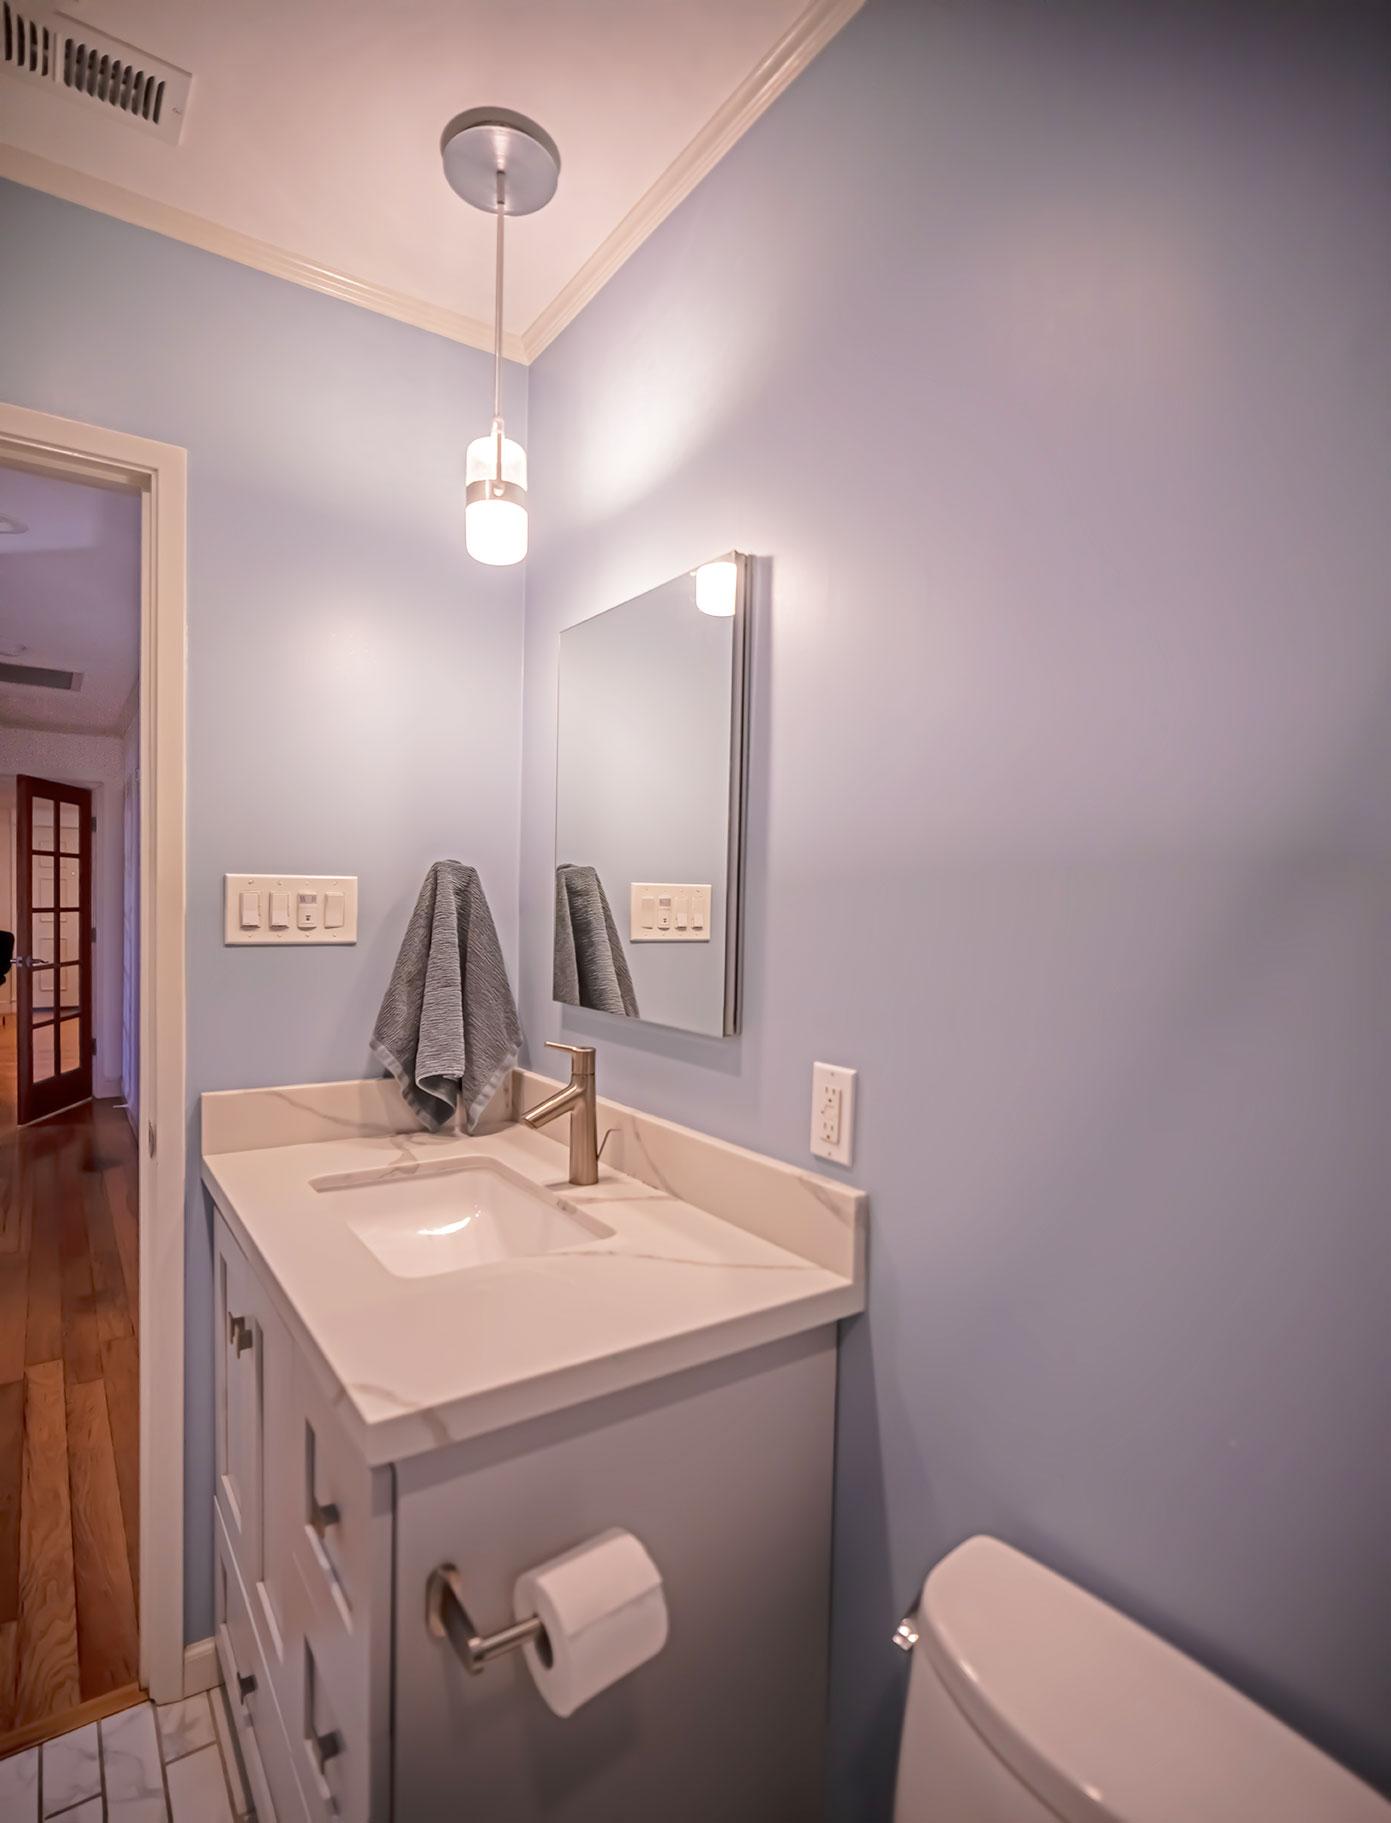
[
  {"left": 0, "top": 0, "right": 855, "bottom": 355},
  {"left": 0, "top": 467, "right": 141, "bottom": 735}
]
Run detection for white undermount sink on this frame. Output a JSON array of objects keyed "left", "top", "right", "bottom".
[{"left": 310, "top": 1156, "right": 614, "bottom": 1277}]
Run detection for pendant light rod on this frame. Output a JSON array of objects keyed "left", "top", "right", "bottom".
[{"left": 493, "top": 167, "right": 505, "bottom": 425}]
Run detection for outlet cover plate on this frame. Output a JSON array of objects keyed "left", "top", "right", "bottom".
[{"left": 811, "top": 1061, "right": 856, "bottom": 1167}]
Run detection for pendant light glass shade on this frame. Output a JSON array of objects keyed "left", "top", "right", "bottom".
[{"left": 465, "top": 420, "right": 528, "bottom": 565}]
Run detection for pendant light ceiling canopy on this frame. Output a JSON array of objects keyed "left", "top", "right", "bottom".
[{"left": 441, "top": 108, "right": 561, "bottom": 567}]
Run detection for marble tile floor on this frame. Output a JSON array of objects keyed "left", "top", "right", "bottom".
[{"left": 0, "top": 1688, "right": 251, "bottom": 1822}]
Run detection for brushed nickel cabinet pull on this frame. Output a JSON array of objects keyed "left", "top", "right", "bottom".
[
  {"left": 311, "top": 1728, "right": 342, "bottom": 1774},
  {"left": 310, "top": 1497, "right": 341, "bottom": 1539}
]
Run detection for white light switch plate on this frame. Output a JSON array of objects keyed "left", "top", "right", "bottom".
[
  {"left": 810, "top": 1061, "right": 856, "bottom": 1166},
  {"left": 629, "top": 883, "right": 712, "bottom": 942},
  {"left": 224, "top": 874, "right": 358, "bottom": 945}
]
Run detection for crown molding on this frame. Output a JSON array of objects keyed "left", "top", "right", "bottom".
[
  {"left": 0, "top": 714, "right": 126, "bottom": 739},
  {"left": 0, "top": 144, "right": 523, "bottom": 362},
  {"left": 519, "top": 0, "right": 865, "bottom": 360},
  {"left": 2, "top": 0, "right": 862, "bottom": 368}
]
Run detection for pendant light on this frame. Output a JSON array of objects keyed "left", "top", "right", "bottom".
[{"left": 441, "top": 108, "right": 561, "bottom": 566}]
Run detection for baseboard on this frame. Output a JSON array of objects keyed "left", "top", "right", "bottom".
[{"left": 184, "top": 1635, "right": 222, "bottom": 1696}]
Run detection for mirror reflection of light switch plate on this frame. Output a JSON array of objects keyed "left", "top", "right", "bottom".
[{"left": 630, "top": 883, "right": 712, "bottom": 942}]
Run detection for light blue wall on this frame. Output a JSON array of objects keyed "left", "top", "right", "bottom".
[
  {"left": 0, "top": 178, "right": 528, "bottom": 1641},
  {"left": 519, "top": 0, "right": 1391, "bottom": 1810}
]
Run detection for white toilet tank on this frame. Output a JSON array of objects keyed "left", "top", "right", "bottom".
[{"left": 894, "top": 1536, "right": 1390, "bottom": 1822}]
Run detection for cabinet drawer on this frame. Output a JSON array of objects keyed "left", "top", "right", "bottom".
[
  {"left": 287, "top": 1549, "right": 383, "bottom": 1823},
  {"left": 290, "top": 1355, "right": 381, "bottom": 1640},
  {"left": 216, "top": 1505, "right": 309, "bottom": 1823}
]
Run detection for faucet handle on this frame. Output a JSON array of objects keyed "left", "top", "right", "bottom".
[{"left": 545, "top": 1040, "right": 595, "bottom": 1075}]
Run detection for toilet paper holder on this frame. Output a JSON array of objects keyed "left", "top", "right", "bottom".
[{"left": 426, "top": 1563, "right": 549, "bottom": 1676}]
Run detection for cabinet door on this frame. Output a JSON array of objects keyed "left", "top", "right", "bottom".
[
  {"left": 216, "top": 1505, "right": 313, "bottom": 1823},
  {"left": 256, "top": 1285, "right": 299, "bottom": 1695},
  {"left": 214, "top": 1218, "right": 263, "bottom": 1580}
]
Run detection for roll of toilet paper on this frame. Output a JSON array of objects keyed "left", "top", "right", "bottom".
[{"left": 513, "top": 1527, "right": 668, "bottom": 1718}]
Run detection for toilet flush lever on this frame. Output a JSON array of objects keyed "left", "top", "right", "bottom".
[
  {"left": 892, "top": 1613, "right": 920, "bottom": 1653},
  {"left": 427, "top": 1563, "right": 546, "bottom": 1675}
]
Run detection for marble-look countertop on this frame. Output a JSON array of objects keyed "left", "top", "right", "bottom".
[{"left": 201, "top": 1076, "right": 866, "bottom": 1465}]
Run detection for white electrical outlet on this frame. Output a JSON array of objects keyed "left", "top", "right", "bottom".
[{"left": 810, "top": 1061, "right": 856, "bottom": 1166}]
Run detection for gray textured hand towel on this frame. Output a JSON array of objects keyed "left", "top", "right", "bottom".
[
  {"left": 371, "top": 861, "right": 523, "bottom": 1132},
  {"left": 554, "top": 863, "right": 640, "bottom": 1018}
]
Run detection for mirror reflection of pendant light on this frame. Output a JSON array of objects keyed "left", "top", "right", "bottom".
[
  {"left": 440, "top": 108, "right": 561, "bottom": 567},
  {"left": 694, "top": 557, "right": 739, "bottom": 617}
]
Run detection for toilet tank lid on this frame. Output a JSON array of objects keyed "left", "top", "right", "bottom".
[{"left": 914, "top": 1537, "right": 1390, "bottom": 1823}]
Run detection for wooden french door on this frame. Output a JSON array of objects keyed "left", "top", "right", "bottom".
[{"left": 15, "top": 773, "right": 94, "bottom": 1124}]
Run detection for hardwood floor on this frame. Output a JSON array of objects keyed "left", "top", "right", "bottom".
[{"left": 0, "top": 1019, "right": 140, "bottom": 1747}]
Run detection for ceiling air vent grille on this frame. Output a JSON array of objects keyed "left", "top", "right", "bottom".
[
  {"left": 1, "top": 5, "right": 191, "bottom": 142},
  {"left": 2, "top": 3, "right": 53, "bottom": 77},
  {"left": 0, "top": 661, "right": 83, "bottom": 692}
]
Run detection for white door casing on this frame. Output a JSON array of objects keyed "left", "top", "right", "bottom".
[{"left": 0, "top": 400, "right": 188, "bottom": 1702}]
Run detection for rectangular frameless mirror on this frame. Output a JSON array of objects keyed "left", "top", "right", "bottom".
[{"left": 553, "top": 552, "right": 750, "bottom": 1037}]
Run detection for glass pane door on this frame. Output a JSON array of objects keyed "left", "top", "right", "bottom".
[{"left": 16, "top": 775, "right": 93, "bottom": 1124}]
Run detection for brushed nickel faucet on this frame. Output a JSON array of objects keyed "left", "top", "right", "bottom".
[{"left": 521, "top": 1042, "right": 598, "bottom": 1185}]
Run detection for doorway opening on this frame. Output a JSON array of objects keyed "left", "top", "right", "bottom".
[
  {"left": 0, "top": 465, "right": 144, "bottom": 1749},
  {"left": 0, "top": 406, "right": 185, "bottom": 1757}
]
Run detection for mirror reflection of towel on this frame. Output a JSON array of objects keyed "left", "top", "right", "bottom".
[{"left": 554, "top": 865, "right": 639, "bottom": 1018}]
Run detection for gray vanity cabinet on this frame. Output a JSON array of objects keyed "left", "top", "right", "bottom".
[
  {"left": 390, "top": 1329, "right": 837, "bottom": 1822},
  {"left": 213, "top": 1212, "right": 394, "bottom": 1823},
  {"left": 212, "top": 1207, "right": 840, "bottom": 1822}
]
